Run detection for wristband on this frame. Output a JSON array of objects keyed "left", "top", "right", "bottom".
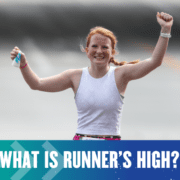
[
  {"left": 160, "top": 32, "right": 171, "bottom": 38},
  {"left": 20, "top": 63, "right": 28, "bottom": 69}
]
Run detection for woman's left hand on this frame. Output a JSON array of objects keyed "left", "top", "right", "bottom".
[{"left": 157, "top": 12, "right": 173, "bottom": 29}]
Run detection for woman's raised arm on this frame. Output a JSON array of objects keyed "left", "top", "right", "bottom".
[
  {"left": 120, "top": 12, "right": 173, "bottom": 82},
  {"left": 10, "top": 47, "right": 74, "bottom": 92}
]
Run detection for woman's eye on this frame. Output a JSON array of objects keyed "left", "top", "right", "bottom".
[
  {"left": 103, "top": 46, "right": 108, "bottom": 49},
  {"left": 92, "top": 45, "right": 97, "bottom": 47}
]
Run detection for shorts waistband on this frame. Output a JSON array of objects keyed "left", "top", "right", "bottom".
[{"left": 76, "top": 133, "right": 121, "bottom": 139}]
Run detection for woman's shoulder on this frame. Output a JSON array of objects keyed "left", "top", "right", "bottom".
[
  {"left": 67, "top": 68, "right": 83, "bottom": 80},
  {"left": 114, "top": 65, "right": 132, "bottom": 83},
  {"left": 68, "top": 68, "right": 84, "bottom": 91},
  {"left": 114, "top": 65, "right": 127, "bottom": 75},
  {"left": 68, "top": 68, "right": 83, "bottom": 74}
]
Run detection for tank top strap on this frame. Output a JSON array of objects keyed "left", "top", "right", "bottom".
[{"left": 108, "top": 66, "right": 116, "bottom": 75}]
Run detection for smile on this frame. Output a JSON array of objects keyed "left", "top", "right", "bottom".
[{"left": 94, "top": 56, "right": 104, "bottom": 59}]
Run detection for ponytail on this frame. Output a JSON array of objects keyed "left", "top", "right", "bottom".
[{"left": 109, "top": 57, "right": 140, "bottom": 66}]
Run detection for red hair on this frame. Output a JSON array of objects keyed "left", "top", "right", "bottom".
[{"left": 83, "top": 26, "right": 139, "bottom": 66}]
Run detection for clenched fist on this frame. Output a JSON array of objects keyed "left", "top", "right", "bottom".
[{"left": 157, "top": 12, "right": 173, "bottom": 29}]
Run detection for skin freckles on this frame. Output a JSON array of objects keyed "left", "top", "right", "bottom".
[{"left": 86, "top": 34, "right": 113, "bottom": 67}]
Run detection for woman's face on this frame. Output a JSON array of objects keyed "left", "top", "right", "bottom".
[{"left": 86, "top": 34, "right": 113, "bottom": 66}]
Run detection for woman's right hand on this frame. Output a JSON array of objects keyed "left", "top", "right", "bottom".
[{"left": 10, "top": 46, "right": 27, "bottom": 67}]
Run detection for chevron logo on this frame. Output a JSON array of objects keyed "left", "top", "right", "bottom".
[
  {"left": 42, "top": 141, "right": 63, "bottom": 180},
  {"left": 10, "top": 141, "right": 33, "bottom": 180}
]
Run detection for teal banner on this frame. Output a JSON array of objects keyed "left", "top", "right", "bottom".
[{"left": 0, "top": 141, "right": 179, "bottom": 180}]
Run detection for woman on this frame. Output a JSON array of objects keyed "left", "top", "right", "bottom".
[{"left": 10, "top": 12, "right": 173, "bottom": 140}]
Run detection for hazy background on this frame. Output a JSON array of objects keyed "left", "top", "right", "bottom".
[{"left": 0, "top": 0, "right": 180, "bottom": 140}]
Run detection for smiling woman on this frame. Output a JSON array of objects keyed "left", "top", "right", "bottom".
[
  {"left": 10, "top": 12, "right": 173, "bottom": 140},
  {"left": 86, "top": 33, "right": 112, "bottom": 76}
]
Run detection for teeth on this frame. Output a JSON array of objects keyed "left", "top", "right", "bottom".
[{"left": 95, "top": 57, "right": 104, "bottom": 59}]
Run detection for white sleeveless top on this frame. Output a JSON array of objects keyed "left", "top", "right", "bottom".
[{"left": 75, "top": 66, "right": 124, "bottom": 136}]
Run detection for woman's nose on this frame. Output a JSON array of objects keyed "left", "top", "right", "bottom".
[{"left": 96, "top": 47, "right": 102, "bottom": 53}]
